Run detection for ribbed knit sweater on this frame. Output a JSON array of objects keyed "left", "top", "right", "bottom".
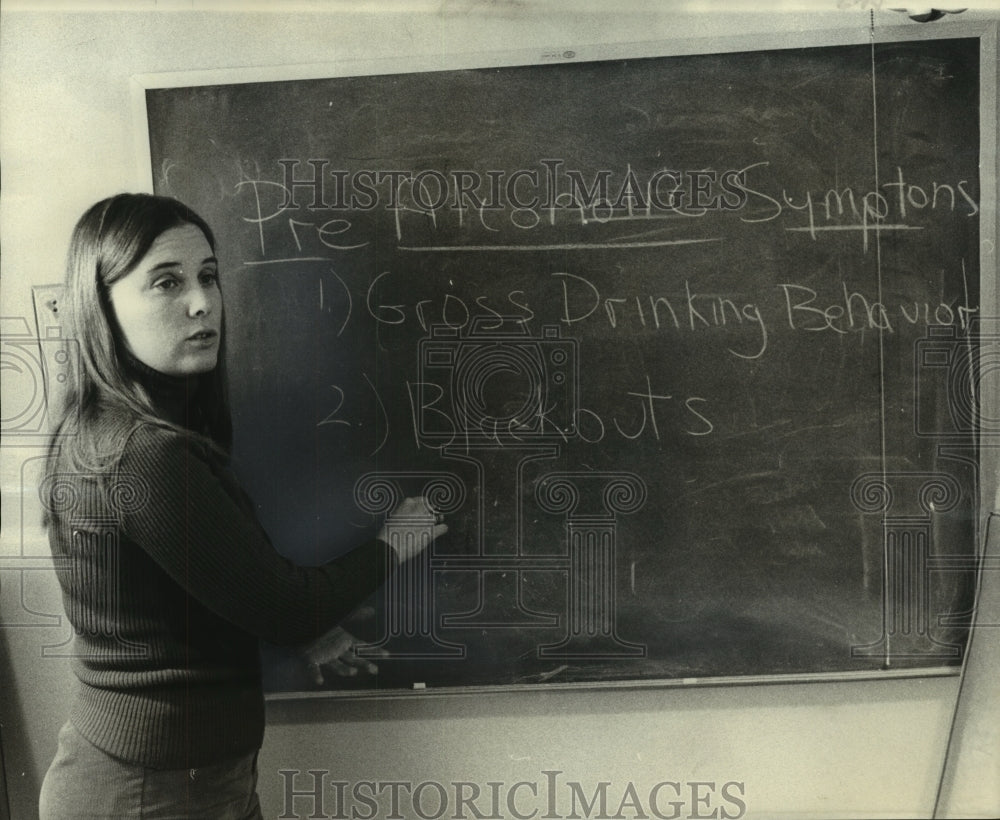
[{"left": 46, "top": 362, "right": 396, "bottom": 769}]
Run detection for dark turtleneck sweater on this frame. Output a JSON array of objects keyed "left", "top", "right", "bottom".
[{"left": 47, "top": 357, "right": 397, "bottom": 768}]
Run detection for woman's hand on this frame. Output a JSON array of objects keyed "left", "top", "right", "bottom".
[
  {"left": 377, "top": 495, "right": 448, "bottom": 563},
  {"left": 301, "top": 624, "right": 386, "bottom": 685}
]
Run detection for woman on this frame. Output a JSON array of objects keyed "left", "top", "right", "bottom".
[{"left": 38, "top": 193, "right": 444, "bottom": 819}]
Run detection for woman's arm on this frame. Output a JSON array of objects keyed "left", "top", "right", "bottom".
[{"left": 115, "top": 423, "right": 407, "bottom": 646}]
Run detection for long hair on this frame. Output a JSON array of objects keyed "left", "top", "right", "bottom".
[{"left": 47, "top": 193, "right": 233, "bottom": 483}]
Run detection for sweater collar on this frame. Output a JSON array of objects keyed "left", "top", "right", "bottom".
[{"left": 124, "top": 351, "right": 204, "bottom": 431}]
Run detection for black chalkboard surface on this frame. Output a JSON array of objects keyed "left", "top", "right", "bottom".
[{"left": 144, "top": 33, "right": 983, "bottom": 693}]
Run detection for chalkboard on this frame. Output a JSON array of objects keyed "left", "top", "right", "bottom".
[{"left": 142, "top": 32, "right": 986, "bottom": 694}]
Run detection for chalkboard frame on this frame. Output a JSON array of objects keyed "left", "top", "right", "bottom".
[{"left": 130, "top": 20, "right": 999, "bottom": 698}]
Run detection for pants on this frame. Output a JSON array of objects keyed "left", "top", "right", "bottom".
[{"left": 39, "top": 721, "right": 263, "bottom": 820}]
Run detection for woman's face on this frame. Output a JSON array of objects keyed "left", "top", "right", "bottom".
[{"left": 107, "top": 223, "right": 222, "bottom": 376}]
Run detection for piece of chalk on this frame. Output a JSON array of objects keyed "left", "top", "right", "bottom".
[{"left": 413, "top": 682, "right": 426, "bottom": 689}]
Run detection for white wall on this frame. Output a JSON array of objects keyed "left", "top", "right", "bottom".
[{"left": 2, "top": 3, "right": 998, "bottom": 819}]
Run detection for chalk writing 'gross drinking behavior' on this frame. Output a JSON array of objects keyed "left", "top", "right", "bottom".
[{"left": 360, "top": 267, "right": 976, "bottom": 360}]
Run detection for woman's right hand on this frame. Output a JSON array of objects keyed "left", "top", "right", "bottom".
[{"left": 377, "top": 495, "right": 448, "bottom": 562}]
